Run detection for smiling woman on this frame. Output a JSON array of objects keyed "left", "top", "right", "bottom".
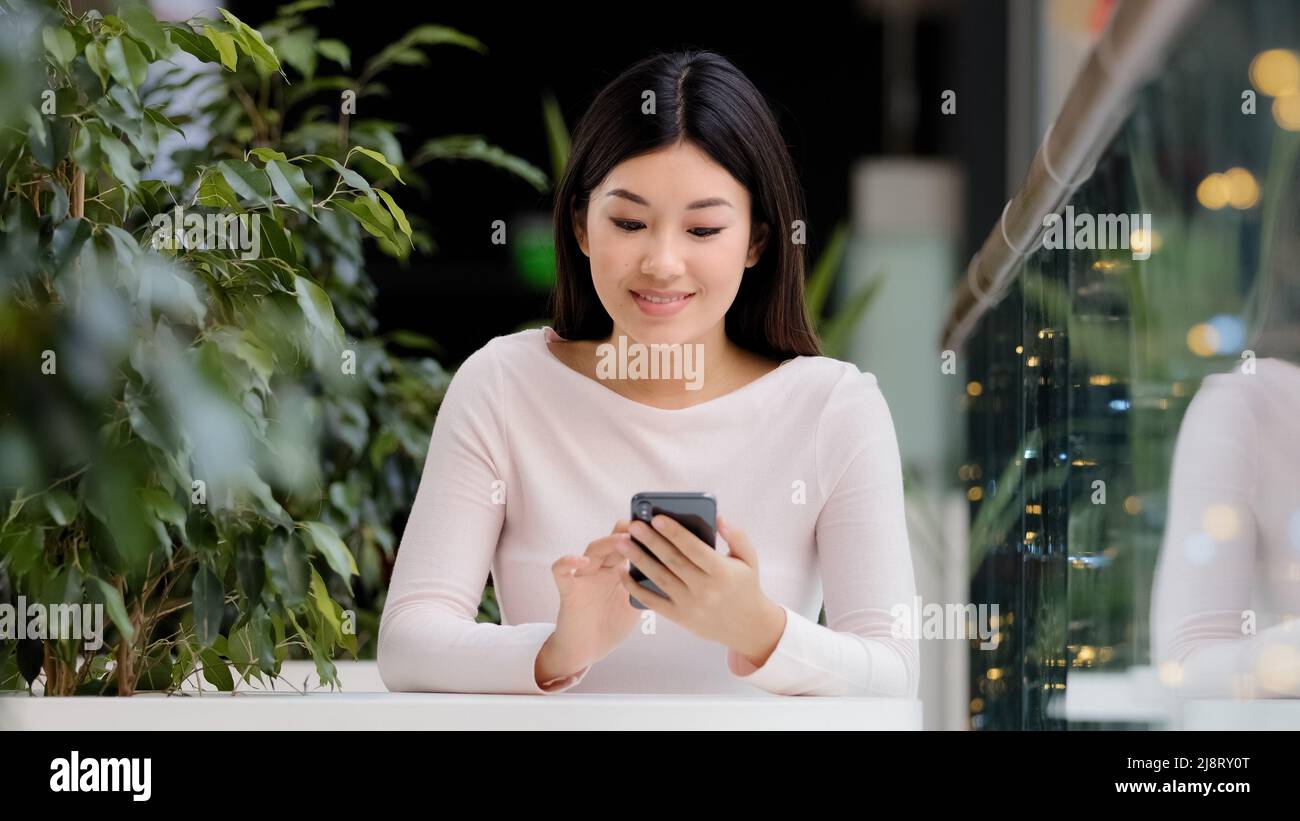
[{"left": 377, "top": 49, "right": 919, "bottom": 698}]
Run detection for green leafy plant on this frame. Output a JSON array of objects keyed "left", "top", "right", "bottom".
[
  {"left": 803, "top": 220, "right": 882, "bottom": 359},
  {"left": 0, "top": 0, "right": 540, "bottom": 694}
]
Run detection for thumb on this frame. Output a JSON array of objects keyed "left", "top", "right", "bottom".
[{"left": 718, "top": 514, "right": 757, "bottom": 566}]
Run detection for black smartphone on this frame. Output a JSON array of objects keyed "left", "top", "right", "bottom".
[{"left": 627, "top": 492, "right": 717, "bottom": 609}]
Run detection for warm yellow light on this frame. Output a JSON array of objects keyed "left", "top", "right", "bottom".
[
  {"left": 1197, "top": 173, "right": 1230, "bottom": 209},
  {"left": 1123, "top": 495, "right": 1142, "bottom": 515},
  {"left": 966, "top": 381, "right": 983, "bottom": 397},
  {"left": 1089, "top": 374, "right": 1115, "bottom": 386},
  {"left": 1129, "top": 227, "right": 1159, "bottom": 255},
  {"left": 1015, "top": 345, "right": 1023, "bottom": 354},
  {"left": 1187, "top": 322, "right": 1220, "bottom": 356},
  {"left": 987, "top": 667, "right": 1003, "bottom": 681},
  {"left": 1257, "top": 643, "right": 1300, "bottom": 693},
  {"left": 967, "top": 486, "right": 983, "bottom": 502},
  {"left": 1203, "top": 503, "right": 1240, "bottom": 541},
  {"left": 1224, "top": 167, "right": 1260, "bottom": 209},
  {"left": 1159, "top": 660, "right": 1184, "bottom": 688},
  {"left": 1026, "top": 356, "right": 1039, "bottom": 367},
  {"left": 1250, "top": 48, "right": 1300, "bottom": 97},
  {"left": 1274, "top": 92, "right": 1300, "bottom": 131}
]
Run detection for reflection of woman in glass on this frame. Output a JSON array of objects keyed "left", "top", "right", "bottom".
[
  {"left": 1151, "top": 181, "right": 1300, "bottom": 698},
  {"left": 378, "top": 51, "right": 918, "bottom": 695}
]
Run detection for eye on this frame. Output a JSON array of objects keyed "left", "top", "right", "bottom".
[
  {"left": 612, "top": 219, "right": 644, "bottom": 232},
  {"left": 688, "top": 227, "right": 723, "bottom": 238}
]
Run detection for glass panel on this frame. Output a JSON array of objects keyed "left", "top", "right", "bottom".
[{"left": 967, "top": 0, "right": 1300, "bottom": 730}]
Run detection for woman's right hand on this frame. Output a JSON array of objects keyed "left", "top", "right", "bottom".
[{"left": 536, "top": 520, "right": 642, "bottom": 684}]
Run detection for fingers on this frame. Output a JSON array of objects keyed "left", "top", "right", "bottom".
[
  {"left": 716, "top": 513, "right": 756, "bottom": 565},
  {"left": 585, "top": 533, "right": 632, "bottom": 563},
  {"left": 620, "top": 534, "right": 686, "bottom": 598},
  {"left": 611, "top": 518, "right": 631, "bottom": 535},
  {"left": 644, "top": 514, "right": 713, "bottom": 568},
  {"left": 619, "top": 567, "right": 675, "bottom": 615},
  {"left": 551, "top": 555, "right": 590, "bottom": 579},
  {"left": 629, "top": 519, "right": 707, "bottom": 585}
]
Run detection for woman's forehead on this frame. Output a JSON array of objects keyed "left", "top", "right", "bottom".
[{"left": 598, "top": 148, "right": 747, "bottom": 208}]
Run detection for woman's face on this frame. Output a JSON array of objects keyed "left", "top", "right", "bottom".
[{"left": 574, "top": 140, "right": 769, "bottom": 346}]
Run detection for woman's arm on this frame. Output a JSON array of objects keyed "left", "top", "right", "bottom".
[
  {"left": 1150, "top": 375, "right": 1297, "bottom": 697},
  {"left": 726, "top": 369, "right": 920, "bottom": 697},
  {"left": 376, "top": 339, "right": 590, "bottom": 694}
]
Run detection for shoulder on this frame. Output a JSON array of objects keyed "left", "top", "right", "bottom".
[
  {"left": 450, "top": 327, "right": 543, "bottom": 380},
  {"left": 440, "top": 330, "right": 532, "bottom": 410},
  {"left": 1180, "top": 358, "right": 1300, "bottom": 456},
  {"left": 1191, "top": 357, "right": 1300, "bottom": 424},
  {"left": 798, "top": 355, "right": 895, "bottom": 451},
  {"left": 794, "top": 355, "right": 886, "bottom": 420}
]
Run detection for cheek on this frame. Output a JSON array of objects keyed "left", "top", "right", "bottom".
[
  {"left": 588, "top": 224, "right": 633, "bottom": 275},
  {"left": 692, "top": 235, "right": 750, "bottom": 297}
]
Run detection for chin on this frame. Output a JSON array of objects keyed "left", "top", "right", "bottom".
[{"left": 627, "top": 321, "right": 707, "bottom": 347}]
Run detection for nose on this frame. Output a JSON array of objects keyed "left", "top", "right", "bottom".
[{"left": 640, "top": 227, "right": 687, "bottom": 279}]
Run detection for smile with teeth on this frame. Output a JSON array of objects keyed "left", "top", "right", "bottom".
[{"left": 633, "top": 291, "right": 694, "bottom": 303}]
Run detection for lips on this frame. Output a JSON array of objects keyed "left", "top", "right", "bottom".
[
  {"left": 631, "top": 290, "right": 694, "bottom": 303},
  {"left": 631, "top": 289, "right": 696, "bottom": 317}
]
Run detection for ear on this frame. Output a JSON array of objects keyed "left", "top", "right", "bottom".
[
  {"left": 572, "top": 207, "right": 590, "bottom": 257},
  {"left": 745, "top": 222, "right": 770, "bottom": 268}
]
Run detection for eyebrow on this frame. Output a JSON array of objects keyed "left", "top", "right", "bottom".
[{"left": 605, "top": 189, "right": 733, "bottom": 210}]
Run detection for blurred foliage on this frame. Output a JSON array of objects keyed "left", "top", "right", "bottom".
[
  {"left": 0, "top": 0, "right": 539, "bottom": 694},
  {"left": 804, "top": 220, "right": 881, "bottom": 360}
]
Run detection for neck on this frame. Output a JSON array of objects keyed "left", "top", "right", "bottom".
[{"left": 600, "top": 321, "right": 739, "bottom": 407}]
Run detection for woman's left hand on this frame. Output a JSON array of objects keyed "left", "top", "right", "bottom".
[{"left": 615, "top": 513, "right": 787, "bottom": 667}]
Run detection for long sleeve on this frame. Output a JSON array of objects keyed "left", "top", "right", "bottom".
[
  {"left": 725, "top": 370, "right": 920, "bottom": 697},
  {"left": 1150, "top": 372, "right": 1300, "bottom": 698},
  {"left": 377, "top": 339, "right": 591, "bottom": 694}
]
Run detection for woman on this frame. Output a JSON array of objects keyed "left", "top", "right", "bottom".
[
  {"left": 1150, "top": 150, "right": 1300, "bottom": 699},
  {"left": 377, "top": 49, "right": 918, "bottom": 696}
]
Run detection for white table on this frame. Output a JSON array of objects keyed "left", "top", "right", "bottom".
[
  {"left": 0, "top": 661, "right": 923, "bottom": 730},
  {"left": 1053, "top": 667, "right": 1300, "bottom": 729}
]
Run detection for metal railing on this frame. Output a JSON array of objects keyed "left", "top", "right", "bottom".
[{"left": 939, "top": 0, "right": 1205, "bottom": 352}]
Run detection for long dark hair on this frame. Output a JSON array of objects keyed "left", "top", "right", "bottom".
[{"left": 550, "top": 49, "right": 821, "bottom": 360}]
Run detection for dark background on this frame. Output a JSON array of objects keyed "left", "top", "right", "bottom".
[{"left": 230, "top": 0, "right": 1009, "bottom": 365}]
